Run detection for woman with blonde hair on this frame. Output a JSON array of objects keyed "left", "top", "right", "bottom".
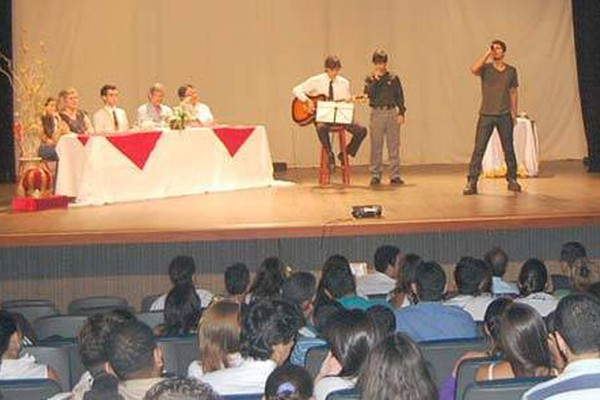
[
  {"left": 58, "top": 88, "right": 94, "bottom": 134},
  {"left": 187, "top": 300, "right": 242, "bottom": 378}
]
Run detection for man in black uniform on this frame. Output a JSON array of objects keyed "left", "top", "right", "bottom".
[{"left": 364, "top": 50, "right": 406, "bottom": 186}]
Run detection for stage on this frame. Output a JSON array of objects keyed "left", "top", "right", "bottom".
[{"left": 0, "top": 160, "right": 599, "bottom": 310}]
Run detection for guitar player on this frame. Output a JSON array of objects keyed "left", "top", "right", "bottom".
[{"left": 292, "top": 55, "right": 367, "bottom": 173}]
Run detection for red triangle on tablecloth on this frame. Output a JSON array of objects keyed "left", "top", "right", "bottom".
[
  {"left": 213, "top": 126, "right": 256, "bottom": 157},
  {"left": 106, "top": 131, "right": 162, "bottom": 170},
  {"left": 77, "top": 135, "right": 89, "bottom": 146}
]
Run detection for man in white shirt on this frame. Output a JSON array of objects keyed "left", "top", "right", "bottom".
[
  {"left": 356, "top": 245, "right": 401, "bottom": 297},
  {"left": 137, "top": 83, "right": 173, "bottom": 128},
  {"left": 444, "top": 257, "right": 494, "bottom": 321},
  {"left": 177, "top": 84, "right": 214, "bottom": 126},
  {"left": 293, "top": 55, "right": 367, "bottom": 172},
  {"left": 523, "top": 294, "right": 600, "bottom": 400},
  {"left": 92, "top": 84, "right": 130, "bottom": 133}
]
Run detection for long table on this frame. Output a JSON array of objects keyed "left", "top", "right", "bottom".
[{"left": 55, "top": 126, "right": 275, "bottom": 205}]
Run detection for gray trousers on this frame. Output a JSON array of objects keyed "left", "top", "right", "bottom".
[{"left": 369, "top": 108, "right": 400, "bottom": 179}]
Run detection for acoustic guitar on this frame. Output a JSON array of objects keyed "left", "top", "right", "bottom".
[{"left": 291, "top": 94, "right": 367, "bottom": 126}]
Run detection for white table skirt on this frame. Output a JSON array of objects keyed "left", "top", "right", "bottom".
[
  {"left": 482, "top": 117, "right": 539, "bottom": 178},
  {"left": 55, "top": 126, "right": 274, "bottom": 205}
]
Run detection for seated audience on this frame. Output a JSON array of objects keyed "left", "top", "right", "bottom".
[
  {"left": 314, "top": 309, "right": 378, "bottom": 400},
  {"left": 444, "top": 256, "right": 494, "bottom": 321},
  {"left": 105, "top": 319, "right": 165, "bottom": 400},
  {"left": 223, "top": 262, "right": 250, "bottom": 304},
  {"left": 545, "top": 311, "right": 567, "bottom": 373},
  {"left": 246, "top": 257, "right": 287, "bottom": 302},
  {"left": 197, "top": 299, "right": 301, "bottom": 395},
  {"left": 188, "top": 300, "right": 242, "bottom": 379},
  {"left": 265, "top": 364, "right": 314, "bottom": 400},
  {"left": 358, "top": 332, "right": 437, "bottom": 400},
  {"left": 177, "top": 84, "right": 214, "bottom": 126},
  {"left": 524, "top": 294, "right": 600, "bottom": 399},
  {"left": 144, "top": 377, "right": 221, "bottom": 400},
  {"left": 515, "top": 258, "right": 558, "bottom": 316},
  {"left": 366, "top": 304, "right": 396, "bottom": 338},
  {"left": 136, "top": 83, "right": 173, "bottom": 128},
  {"left": 484, "top": 246, "right": 519, "bottom": 296},
  {"left": 150, "top": 255, "right": 213, "bottom": 311},
  {"left": 0, "top": 311, "right": 59, "bottom": 382},
  {"left": 356, "top": 244, "right": 401, "bottom": 297},
  {"left": 39, "top": 96, "right": 69, "bottom": 161},
  {"left": 395, "top": 261, "right": 477, "bottom": 342},
  {"left": 92, "top": 84, "right": 130, "bottom": 133},
  {"left": 155, "top": 279, "right": 202, "bottom": 337},
  {"left": 389, "top": 252, "right": 422, "bottom": 309},
  {"left": 59, "top": 88, "right": 94, "bottom": 134},
  {"left": 556, "top": 241, "right": 598, "bottom": 299}
]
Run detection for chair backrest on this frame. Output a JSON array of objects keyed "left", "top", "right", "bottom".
[
  {"left": 455, "top": 356, "right": 499, "bottom": 400},
  {"left": 68, "top": 296, "right": 129, "bottom": 315},
  {"left": 141, "top": 293, "right": 162, "bottom": 312},
  {"left": 419, "top": 337, "right": 487, "bottom": 387},
  {"left": 1, "top": 299, "right": 55, "bottom": 308},
  {"left": 305, "top": 345, "right": 329, "bottom": 378},
  {"left": 551, "top": 274, "right": 570, "bottom": 292},
  {"left": 0, "top": 379, "right": 62, "bottom": 400},
  {"left": 222, "top": 394, "right": 264, "bottom": 400},
  {"left": 3, "top": 304, "right": 60, "bottom": 326},
  {"left": 136, "top": 311, "right": 165, "bottom": 328},
  {"left": 33, "top": 315, "right": 87, "bottom": 341},
  {"left": 158, "top": 335, "right": 199, "bottom": 377},
  {"left": 38, "top": 339, "right": 86, "bottom": 390},
  {"left": 464, "top": 377, "right": 551, "bottom": 400},
  {"left": 21, "top": 346, "right": 71, "bottom": 392},
  {"left": 326, "top": 388, "right": 361, "bottom": 400}
]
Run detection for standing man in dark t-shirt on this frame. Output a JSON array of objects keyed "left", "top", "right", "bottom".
[
  {"left": 364, "top": 50, "right": 406, "bottom": 186},
  {"left": 463, "top": 39, "right": 521, "bottom": 195}
]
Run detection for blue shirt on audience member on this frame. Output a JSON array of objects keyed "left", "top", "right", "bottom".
[
  {"left": 394, "top": 302, "right": 477, "bottom": 342},
  {"left": 338, "top": 295, "right": 390, "bottom": 311}
]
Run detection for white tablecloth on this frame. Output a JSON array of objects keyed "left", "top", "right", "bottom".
[
  {"left": 55, "top": 126, "right": 275, "bottom": 205},
  {"left": 482, "top": 117, "right": 539, "bottom": 178}
]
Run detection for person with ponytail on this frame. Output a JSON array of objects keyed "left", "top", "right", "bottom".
[
  {"left": 556, "top": 242, "right": 598, "bottom": 299},
  {"left": 515, "top": 258, "right": 558, "bottom": 316}
]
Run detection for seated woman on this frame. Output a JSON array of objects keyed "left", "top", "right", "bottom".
[
  {"left": 246, "top": 257, "right": 287, "bottom": 303},
  {"left": 155, "top": 280, "right": 202, "bottom": 337},
  {"left": 314, "top": 308, "right": 378, "bottom": 400},
  {"left": 265, "top": 364, "right": 314, "bottom": 400},
  {"left": 515, "top": 258, "right": 558, "bottom": 317},
  {"left": 39, "top": 97, "right": 69, "bottom": 161},
  {"left": 188, "top": 300, "right": 242, "bottom": 379},
  {"left": 58, "top": 88, "right": 94, "bottom": 134},
  {"left": 555, "top": 241, "right": 599, "bottom": 299},
  {"left": 358, "top": 332, "right": 437, "bottom": 400},
  {"left": 0, "top": 311, "right": 60, "bottom": 382}
]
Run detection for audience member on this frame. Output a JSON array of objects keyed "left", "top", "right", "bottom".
[
  {"left": 358, "top": 332, "right": 437, "bottom": 400},
  {"left": 188, "top": 300, "right": 242, "bottom": 379},
  {"left": 156, "top": 281, "right": 202, "bottom": 337},
  {"left": 515, "top": 258, "right": 558, "bottom": 316},
  {"left": 390, "top": 252, "right": 422, "bottom": 309},
  {"left": 545, "top": 311, "right": 567, "bottom": 373},
  {"left": 484, "top": 246, "right": 519, "bottom": 296},
  {"left": 556, "top": 241, "right": 598, "bottom": 298},
  {"left": 177, "top": 84, "right": 214, "bottom": 126},
  {"left": 144, "top": 377, "right": 221, "bottom": 400},
  {"left": 366, "top": 304, "right": 396, "bottom": 338},
  {"left": 444, "top": 257, "right": 494, "bottom": 321},
  {"left": 246, "top": 257, "right": 287, "bottom": 302},
  {"left": 39, "top": 96, "right": 69, "bottom": 161},
  {"left": 92, "top": 84, "right": 130, "bottom": 133},
  {"left": 59, "top": 88, "right": 94, "bottom": 133},
  {"left": 356, "top": 245, "right": 401, "bottom": 296},
  {"left": 224, "top": 262, "right": 250, "bottom": 304},
  {"left": 137, "top": 83, "right": 173, "bottom": 128},
  {"left": 524, "top": 294, "right": 600, "bottom": 399},
  {"left": 264, "top": 364, "right": 313, "bottom": 400},
  {"left": 395, "top": 261, "right": 477, "bottom": 341},
  {"left": 198, "top": 299, "right": 301, "bottom": 395}
]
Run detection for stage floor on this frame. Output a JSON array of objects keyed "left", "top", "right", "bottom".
[{"left": 1, "top": 160, "right": 599, "bottom": 247}]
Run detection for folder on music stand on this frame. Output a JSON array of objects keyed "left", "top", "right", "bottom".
[{"left": 316, "top": 101, "right": 354, "bottom": 124}]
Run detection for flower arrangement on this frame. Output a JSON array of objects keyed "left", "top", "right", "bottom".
[{"left": 169, "top": 105, "right": 194, "bottom": 130}]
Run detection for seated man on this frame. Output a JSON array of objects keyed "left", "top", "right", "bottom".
[
  {"left": 356, "top": 244, "right": 402, "bottom": 297},
  {"left": 444, "top": 256, "right": 494, "bottom": 321},
  {"left": 523, "top": 293, "right": 600, "bottom": 399},
  {"left": 177, "top": 84, "right": 214, "bottom": 126},
  {"left": 92, "top": 84, "right": 130, "bottom": 133},
  {"left": 395, "top": 261, "right": 477, "bottom": 342},
  {"left": 224, "top": 262, "right": 250, "bottom": 304},
  {"left": 484, "top": 246, "right": 519, "bottom": 296},
  {"left": 137, "top": 83, "right": 173, "bottom": 128},
  {"left": 105, "top": 319, "right": 165, "bottom": 400}
]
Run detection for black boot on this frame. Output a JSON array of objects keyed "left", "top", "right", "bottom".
[
  {"left": 462, "top": 178, "right": 478, "bottom": 195},
  {"left": 507, "top": 179, "right": 522, "bottom": 192}
]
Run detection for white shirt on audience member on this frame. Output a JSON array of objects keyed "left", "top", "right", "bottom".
[
  {"left": 443, "top": 293, "right": 494, "bottom": 322},
  {"left": 0, "top": 353, "right": 48, "bottom": 380},
  {"left": 515, "top": 292, "right": 558, "bottom": 317},
  {"left": 92, "top": 106, "right": 130, "bottom": 133},
  {"left": 196, "top": 358, "right": 277, "bottom": 395},
  {"left": 136, "top": 103, "right": 173, "bottom": 128},
  {"left": 187, "top": 352, "right": 243, "bottom": 379},
  {"left": 150, "top": 288, "right": 214, "bottom": 311},
  {"left": 314, "top": 376, "right": 356, "bottom": 400},
  {"left": 292, "top": 73, "right": 351, "bottom": 102},
  {"left": 492, "top": 276, "right": 519, "bottom": 295},
  {"left": 356, "top": 271, "right": 396, "bottom": 296},
  {"left": 523, "top": 358, "right": 600, "bottom": 400}
]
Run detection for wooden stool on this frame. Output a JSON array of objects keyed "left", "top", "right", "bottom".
[{"left": 319, "top": 126, "right": 350, "bottom": 185}]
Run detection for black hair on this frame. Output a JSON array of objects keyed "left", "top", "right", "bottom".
[
  {"left": 162, "top": 284, "right": 202, "bottom": 336},
  {"left": 373, "top": 245, "right": 400, "bottom": 274},
  {"left": 177, "top": 84, "right": 193, "bottom": 101},
  {"left": 588, "top": 281, "right": 600, "bottom": 301},
  {"left": 316, "top": 255, "right": 356, "bottom": 303},
  {"left": 414, "top": 261, "right": 446, "bottom": 302},
  {"left": 105, "top": 320, "right": 158, "bottom": 380},
  {"left": 491, "top": 39, "right": 507, "bottom": 52},
  {"left": 83, "top": 371, "right": 122, "bottom": 400},
  {"left": 0, "top": 311, "right": 18, "bottom": 357},
  {"left": 560, "top": 242, "right": 595, "bottom": 292},
  {"left": 100, "top": 84, "right": 117, "bottom": 98},
  {"left": 322, "top": 309, "right": 377, "bottom": 378},
  {"left": 518, "top": 258, "right": 548, "bottom": 297},
  {"left": 484, "top": 247, "right": 509, "bottom": 278},
  {"left": 483, "top": 297, "right": 513, "bottom": 355},
  {"left": 240, "top": 299, "right": 301, "bottom": 361},
  {"left": 313, "top": 303, "right": 344, "bottom": 334},
  {"left": 224, "top": 262, "right": 250, "bottom": 296},
  {"left": 168, "top": 255, "right": 196, "bottom": 286},
  {"left": 281, "top": 272, "right": 317, "bottom": 306},
  {"left": 324, "top": 55, "right": 341, "bottom": 70},
  {"left": 555, "top": 293, "right": 600, "bottom": 355},
  {"left": 247, "top": 257, "right": 287, "bottom": 300},
  {"left": 143, "top": 377, "right": 221, "bottom": 400},
  {"left": 454, "top": 257, "right": 492, "bottom": 296},
  {"left": 560, "top": 241, "right": 587, "bottom": 265},
  {"left": 372, "top": 49, "right": 388, "bottom": 64},
  {"left": 366, "top": 304, "right": 396, "bottom": 337},
  {"left": 265, "top": 364, "right": 313, "bottom": 400}
]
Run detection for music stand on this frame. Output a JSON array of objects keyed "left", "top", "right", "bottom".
[{"left": 316, "top": 101, "right": 354, "bottom": 124}]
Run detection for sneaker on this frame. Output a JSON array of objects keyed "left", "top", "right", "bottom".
[
  {"left": 390, "top": 177, "right": 405, "bottom": 186},
  {"left": 462, "top": 179, "right": 477, "bottom": 195},
  {"left": 507, "top": 179, "right": 522, "bottom": 192},
  {"left": 370, "top": 177, "right": 381, "bottom": 186}
]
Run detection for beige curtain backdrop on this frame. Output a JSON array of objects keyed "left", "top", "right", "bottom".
[{"left": 13, "top": 0, "right": 586, "bottom": 167}]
